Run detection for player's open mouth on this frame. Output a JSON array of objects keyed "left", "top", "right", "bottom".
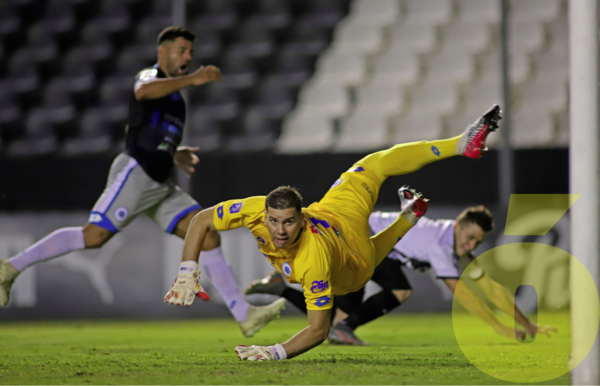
[{"left": 178, "top": 64, "right": 189, "bottom": 74}]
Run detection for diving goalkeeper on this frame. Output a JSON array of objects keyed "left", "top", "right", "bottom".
[{"left": 164, "top": 106, "right": 501, "bottom": 361}]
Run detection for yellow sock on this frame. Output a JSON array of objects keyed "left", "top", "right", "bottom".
[
  {"left": 359, "top": 137, "right": 460, "bottom": 184},
  {"left": 371, "top": 215, "right": 415, "bottom": 265}
]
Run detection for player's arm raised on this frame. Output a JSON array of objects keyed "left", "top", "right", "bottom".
[
  {"left": 236, "top": 308, "right": 332, "bottom": 361},
  {"left": 473, "top": 273, "right": 557, "bottom": 338},
  {"left": 135, "top": 65, "right": 222, "bottom": 101},
  {"left": 164, "top": 207, "right": 218, "bottom": 306}
]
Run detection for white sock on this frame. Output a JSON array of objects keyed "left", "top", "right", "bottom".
[
  {"left": 8, "top": 227, "right": 85, "bottom": 272},
  {"left": 201, "top": 247, "right": 250, "bottom": 322}
]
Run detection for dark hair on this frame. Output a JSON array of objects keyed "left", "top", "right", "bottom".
[
  {"left": 457, "top": 206, "right": 494, "bottom": 232},
  {"left": 157, "top": 26, "right": 196, "bottom": 45},
  {"left": 265, "top": 186, "right": 303, "bottom": 213}
]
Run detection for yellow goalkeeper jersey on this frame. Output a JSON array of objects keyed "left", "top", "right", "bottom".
[{"left": 213, "top": 196, "right": 374, "bottom": 311}]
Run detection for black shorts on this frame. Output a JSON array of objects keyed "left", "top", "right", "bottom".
[{"left": 335, "top": 257, "right": 411, "bottom": 313}]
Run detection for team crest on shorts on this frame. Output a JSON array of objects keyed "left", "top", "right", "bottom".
[
  {"left": 115, "top": 207, "right": 128, "bottom": 222},
  {"left": 282, "top": 262, "right": 292, "bottom": 277},
  {"left": 330, "top": 178, "right": 343, "bottom": 189}
]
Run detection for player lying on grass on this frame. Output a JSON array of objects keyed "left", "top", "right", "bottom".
[
  {"left": 247, "top": 206, "right": 558, "bottom": 345},
  {"left": 0, "top": 26, "right": 285, "bottom": 337},
  {"left": 164, "top": 105, "right": 501, "bottom": 361}
]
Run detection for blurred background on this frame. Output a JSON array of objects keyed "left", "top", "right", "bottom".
[{"left": 0, "top": 0, "right": 570, "bottom": 320}]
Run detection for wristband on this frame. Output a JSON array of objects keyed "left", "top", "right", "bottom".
[
  {"left": 270, "top": 343, "right": 287, "bottom": 360},
  {"left": 179, "top": 261, "right": 198, "bottom": 274}
]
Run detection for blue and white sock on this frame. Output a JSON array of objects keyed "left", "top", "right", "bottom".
[
  {"left": 202, "top": 247, "right": 250, "bottom": 322},
  {"left": 8, "top": 227, "right": 85, "bottom": 272}
]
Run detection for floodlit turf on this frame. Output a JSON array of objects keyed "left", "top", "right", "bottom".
[{"left": 0, "top": 313, "right": 570, "bottom": 385}]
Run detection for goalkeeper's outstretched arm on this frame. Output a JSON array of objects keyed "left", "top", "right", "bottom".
[
  {"left": 164, "top": 207, "right": 217, "bottom": 306},
  {"left": 282, "top": 308, "right": 332, "bottom": 359}
]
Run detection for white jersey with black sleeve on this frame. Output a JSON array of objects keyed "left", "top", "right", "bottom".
[{"left": 369, "top": 212, "right": 462, "bottom": 279}]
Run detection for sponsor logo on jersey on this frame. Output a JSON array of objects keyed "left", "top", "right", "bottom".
[
  {"left": 230, "top": 203, "right": 243, "bottom": 214},
  {"left": 282, "top": 262, "right": 292, "bottom": 277},
  {"left": 315, "top": 296, "right": 331, "bottom": 307},
  {"left": 310, "top": 217, "right": 330, "bottom": 228},
  {"left": 217, "top": 205, "right": 224, "bottom": 220},
  {"left": 311, "top": 280, "right": 329, "bottom": 294},
  {"left": 431, "top": 145, "right": 441, "bottom": 156},
  {"left": 361, "top": 182, "right": 375, "bottom": 203},
  {"left": 330, "top": 178, "right": 343, "bottom": 189},
  {"left": 138, "top": 68, "right": 158, "bottom": 81},
  {"left": 257, "top": 236, "right": 266, "bottom": 244},
  {"left": 353, "top": 166, "right": 365, "bottom": 172},
  {"left": 115, "top": 207, "right": 128, "bottom": 222}
]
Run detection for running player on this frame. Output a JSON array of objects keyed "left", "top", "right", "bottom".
[
  {"left": 249, "top": 206, "right": 557, "bottom": 345},
  {"left": 164, "top": 105, "right": 502, "bottom": 361},
  {"left": 0, "top": 26, "right": 285, "bottom": 337}
]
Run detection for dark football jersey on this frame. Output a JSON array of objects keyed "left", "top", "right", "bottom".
[{"left": 126, "top": 65, "right": 186, "bottom": 182}]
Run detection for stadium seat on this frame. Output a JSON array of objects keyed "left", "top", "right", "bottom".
[
  {"left": 316, "top": 52, "right": 366, "bottom": 86},
  {"left": 0, "top": 88, "right": 23, "bottom": 138},
  {"left": 330, "top": 20, "right": 384, "bottom": 56},
  {"left": 480, "top": 48, "right": 529, "bottom": 85},
  {"left": 280, "top": 26, "right": 329, "bottom": 57},
  {"left": 6, "top": 114, "right": 59, "bottom": 157},
  {"left": 226, "top": 132, "right": 276, "bottom": 152},
  {"left": 511, "top": 108, "right": 555, "bottom": 148},
  {"left": 334, "top": 112, "right": 389, "bottom": 152},
  {"left": 298, "top": 78, "right": 349, "bottom": 118},
  {"left": 426, "top": 50, "right": 475, "bottom": 84},
  {"left": 442, "top": 22, "right": 491, "bottom": 54},
  {"left": 462, "top": 78, "right": 502, "bottom": 121},
  {"left": 91, "top": 1, "right": 131, "bottom": 36},
  {"left": 509, "top": 20, "right": 545, "bottom": 55},
  {"left": 511, "top": 0, "right": 562, "bottom": 23},
  {"left": 41, "top": 1, "right": 76, "bottom": 35},
  {"left": 456, "top": 0, "right": 501, "bottom": 24},
  {"left": 519, "top": 78, "right": 568, "bottom": 114},
  {"left": 247, "top": 84, "right": 293, "bottom": 119},
  {"left": 371, "top": 52, "right": 420, "bottom": 86},
  {"left": 388, "top": 24, "right": 437, "bottom": 55},
  {"left": 135, "top": 17, "right": 172, "bottom": 45},
  {"left": 265, "top": 53, "right": 312, "bottom": 88},
  {"left": 556, "top": 111, "right": 568, "bottom": 147},
  {"left": 226, "top": 27, "right": 274, "bottom": 59},
  {"left": 410, "top": 82, "right": 459, "bottom": 116},
  {"left": 193, "top": 31, "right": 222, "bottom": 60},
  {"left": 148, "top": 0, "right": 171, "bottom": 16},
  {"left": 0, "top": 3, "right": 21, "bottom": 43},
  {"left": 244, "top": 0, "right": 292, "bottom": 30},
  {"left": 59, "top": 61, "right": 97, "bottom": 107},
  {"left": 190, "top": 83, "right": 240, "bottom": 121},
  {"left": 188, "top": 113, "right": 222, "bottom": 152},
  {"left": 404, "top": 0, "right": 453, "bottom": 26},
  {"left": 392, "top": 113, "right": 443, "bottom": 143},
  {"left": 7, "top": 54, "right": 41, "bottom": 106},
  {"left": 348, "top": 0, "right": 400, "bottom": 27},
  {"left": 114, "top": 51, "right": 155, "bottom": 76},
  {"left": 355, "top": 83, "right": 404, "bottom": 116},
  {"left": 534, "top": 49, "right": 568, "bottom": 84},
  {"left": 61, "top": 109, "right": 113, "bottom": 156},
  {"left": 189, "top": 8, "right": 239, "bottom": 34},
  {"left": 277, "top": 110, "right": 334, "bottom": 153},
  {"left": 220, "top": 58, "right": 258, "bottom": 91},
  {"left": 295, "top": 1, "right": 346, "bottom": 29}
]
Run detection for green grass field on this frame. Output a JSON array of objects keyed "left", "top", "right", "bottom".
[{"left": 0, "top": 313, "right": 571, "bottom": 385}]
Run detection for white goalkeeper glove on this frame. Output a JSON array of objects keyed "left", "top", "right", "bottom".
[
  {"left": 235, "top": 344, "right": 287, "bottom": 361},
  {"left": 164, "top": 261, "right": 210, "bottom": 306}
]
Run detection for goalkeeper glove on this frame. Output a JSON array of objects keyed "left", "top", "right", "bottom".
[
  {"left": 164, "top": 261, "right": 210, "bottom": 306},
  {"left": 235, "top": 344, "right": 287, "bottom": 361}
]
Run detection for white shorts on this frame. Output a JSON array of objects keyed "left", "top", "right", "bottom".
[{"left": 89, "top": 153, "right": 200, "bottom": 233}]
